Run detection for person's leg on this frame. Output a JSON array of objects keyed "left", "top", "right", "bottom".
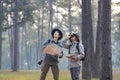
[
  {"left": 51, "top": 64, "right": 59, "bottom": 80},
  {"left": 40, "top": 63, "right": 50, "bottom": 80},
  {"left": 70, "top": 66, "right": 80, "bottom": 80}
]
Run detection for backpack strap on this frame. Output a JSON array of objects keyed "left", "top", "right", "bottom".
[
  {"left": 68, "top": 45, "right": 72, "bottom": 54},
  {"left": 47, "top": 39, "right": 51, "bottom": 43},
  {"left": 43, "top": 39, "right": 51, "bottom": 46},
  {"left": 76, "top": 42, "right": 80, "bottom": 54},
  {"left": 76, "top": 42, "right": 86, "bottom": 61}
]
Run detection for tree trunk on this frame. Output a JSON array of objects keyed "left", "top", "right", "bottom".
[
  {"left": 13, "top": 0, "right": 19, "bottom": 71},
  {"left": 0, "top": 23, "right": 2, "bottom": 70},
  {"left": 36, "top": 11, "right": 41, "bottom": 69},
  {"left": 93, "top": 0, "right": 102, "bottom": 78},
  {"left": 100, "top": 0, "right": 112, "bottom": 80},
  {"left": 0, "top": 0, "right": 3, "bottom": 70},
  {"left": 81, "top": 0, "right": 92, "bottom": 79},
  {"left": 48, "top": 0, "right": 53, "bottom": 38},
  {"left": 24, "top": 26, "right": 31, "bottom": 70},
  {"left": 68, "top": 0, "right": 72, "bottom": 33},
  {"left": 8, "top": 28, "right": 14, "bottom": 70},
  {"left": 20, "top": 27, "right": 24, "bottom": 69},
  {"left": 41, "top": 0, "right": 44, "bottom": 57},
  {"left": 87, "top": 0, "right": 94, "bottom": 77}
]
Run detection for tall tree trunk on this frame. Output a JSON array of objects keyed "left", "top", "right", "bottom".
[
  {"left": 24, "top": 26, "right": 29, "bottom": 69},
  {"left": 100, "top": 0, "right": 112, "bottom": 80},
  {"left": 0, "top": 24, "right": 2, "bottom": 69},
  {"left": 0, "top": 0, "right": 3, "bottom": 70},
  {"left": 48, "top": 0, "right": 53, "bottom": 38},
  {"left": 8, "top": 28, "right": 14, "bottom": 70},
  {"left": 87, "top": 0, "right": 94, "bottom": 77},
  {"left": 41, "top": 0, "right": 44, "bottom": 56},
  {"left": 36, "top": 11, "right": 41, "bottom": 69},
  {"left": 68, "top": 0, "right": 72, "bottom": 33},
  {"left": 20, "top": 27, "right": 24, "bottom": 69},
  {"left": 93, "top": 0, "right": 102, "bottom": 78},
  {"left": 13, "top": 0, "right": 19, "bottom": 71},
  {"left": 0, "top": 21, "right": 2, "bottom": 70},
  {"left": 8, "top": 2, "right": 14, "bottom": 70},
  {"left": 24, "top": 26, "right": 31, "bottom": 70},
  {"left": 81, "top": 0, "right": 92, "bottom": 79}
]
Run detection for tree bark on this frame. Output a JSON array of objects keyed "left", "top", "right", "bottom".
[
  {"left": 68, "top": 0, "right": 72, "bottom": 33},
  {"left": 0, "top": 22, "right": 2, "bottom": 70},
  {"left": 8, "top": 28, "right": 14, "bottom": 70},
  {"left": 13, "top": 0, "right": 19, "bottom": 71},
  {"left": 48, "top": 0, "right": 53, "bottom": 38},
  {"left": 24, "top": 26, "right": 31, "bottom": 70},
  {"left": 41, "top": 0, "right": 44, "bottom": 57},
  {"left": 0, "top": 0, "right": 3, "bottom": 70},
  {"left": 100, "top": 0, "right": 112, "bottom": 80},
  {"left": 36, "top": 12, "right": 41, "bottom": 69},
  {"left": 81, "top": 0, "right": 92, "bottom": 79},
  {"left": 87, "top": 0, "right": 94, "bottom": 77}
]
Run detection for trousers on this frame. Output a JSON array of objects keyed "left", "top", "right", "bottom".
[
  {"left": 40, "top": 63, "right": 59, "bottom": 80},
  {"left": 70, "top": 66, "right": 81, "bottom": 80}
]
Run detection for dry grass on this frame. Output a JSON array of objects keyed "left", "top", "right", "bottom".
[
  {"left": 113, "top": 69, "right": 120, "bottom": 80},
  {"left": 0, "top": 70, "right": 70, "bottom": 80},
  {"left": 0, "top": 69, "right": 120, "bottom": 80}
]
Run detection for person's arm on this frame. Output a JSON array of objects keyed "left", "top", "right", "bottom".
[
  {"left": 75, "top": 43, "right": 85, "bottom": 60},
  {"left": 62, "top": 38, "right": 71, "bottom": 49},
  {"left": 55, "top": 51, "right": 63, "bottom": 58},
  {"left": 38, "top": 39, "right": 50, "bottom": 65}
]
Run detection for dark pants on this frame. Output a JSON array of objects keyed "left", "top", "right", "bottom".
[
  {"left": 40, "top": 63, "right": 59, "bottom": 80},
  {"left": 70, "top": 66, "right": 81, "bottom": 80}
]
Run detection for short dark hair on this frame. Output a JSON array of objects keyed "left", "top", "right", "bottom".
[{"left": 51, "top": 28, "right": 63, "bottom": 40}]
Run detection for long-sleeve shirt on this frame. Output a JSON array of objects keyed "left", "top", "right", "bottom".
[
  {"left": 62, "top": 38, "right": 85, "bottom": 68},
  {"left": 41, "top": 39, "right": 63, "bottom": 65}
]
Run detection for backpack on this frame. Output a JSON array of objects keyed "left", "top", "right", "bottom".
[
  {"left": 69, "top": 43, "right": 86, "bottom": 61},
  {"left": 76, "top": 43, "right": 86, "bottom": 61}
]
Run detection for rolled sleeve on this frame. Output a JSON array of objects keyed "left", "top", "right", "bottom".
[{"left": 62, "top": 38, "right": 71, "bottom": 49}]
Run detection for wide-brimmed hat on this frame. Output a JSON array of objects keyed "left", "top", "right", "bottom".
[
  {"left": 51, "top": 28, "right": 63, "bottom": 40},
  {"left": 69, "top": 33, "right": 80, "bottom": 42}
]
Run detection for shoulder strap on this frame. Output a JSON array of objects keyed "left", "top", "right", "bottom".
[
  {"left": 47, "top": 39, "right": 51, "bottom": 44},
  {"left": 44, "top": 39, "right": 51, "bottom": 46},
  {"left": 77, "top": 43, "right": 86, "bottom": 61},
  {"left": 68, "top": 45, "right": 72, "bottom": 54},
  {"left": 76, "top": 43, "right": 80, "bottom": 54}
]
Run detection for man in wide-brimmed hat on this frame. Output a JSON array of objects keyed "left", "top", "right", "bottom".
[
  {"left": 62, "top": 33, "right": 85, "bottom": 80},
  {"left": 39, "top": 28, "right": 63, "bottom": 80}
]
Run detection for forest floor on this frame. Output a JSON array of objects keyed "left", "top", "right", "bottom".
[{"left": 0, "top": 69, "right": 120, "bottom": 80}]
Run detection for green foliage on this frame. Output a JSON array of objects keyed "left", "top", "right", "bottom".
[
  {"left": 2, "top": 0, "right": 36, "bottom": 31},
  {"left": 18, "top": 0, "right": 35, "bottom": 23}
]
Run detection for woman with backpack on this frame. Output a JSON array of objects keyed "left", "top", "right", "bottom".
[{"left": 62, "top": 33, "right": 85, "bottom": 80}]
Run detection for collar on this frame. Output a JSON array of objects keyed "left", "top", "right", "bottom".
[
  {"left": 51, "top": 38, "right": 59, "bottom": 44},
  {"left": 72, "top": 41, "right": 78, "bottom": 45}
]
